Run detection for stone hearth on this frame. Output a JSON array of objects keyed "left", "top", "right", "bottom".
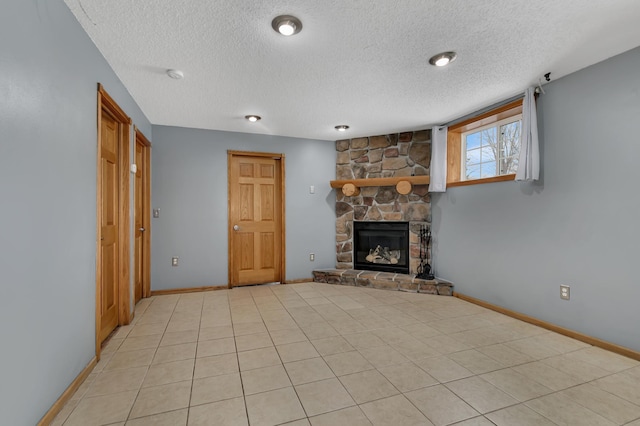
[
  {"left": 312, "top": 269, "right": 453, "bottom": 296},
  {"left": 335, "top": 130, "right": 432, "bottom": 275}
]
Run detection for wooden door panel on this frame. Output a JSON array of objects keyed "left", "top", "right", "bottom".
[
  {"left": 239, "top": 162, "right": 254, "bottom": 177},
  {"left": 102, "top": 120, "right": 118, "bottom": 152},
  {"left": 102, "top": 247, "right": 115, "bottom": 308},
  {"left": 229, "top": 153, "right": 283, "bottom": 287},
  {"left": 261, "top": 233, "right": 275, "bottom": 268},
  {"left": 260, "top": 164, "right": 274, "bottom": 178},
  {"left": 102, "top": 159, "right": 116, "bottom": 226},
  {"left": 237, "top": 233, "right": 254, "bottom": 271},
  {"left": 98, "top": 110, "right": 119, "bottom": 343},
  {"left": 239, "top": 184, "right": 254, "bottom": 221},
  {"left": 260, "top": 185, "right": 274, "bottom": 221},
  {"left": 101, "top": 245, "right": 117, "bottom": 323}
]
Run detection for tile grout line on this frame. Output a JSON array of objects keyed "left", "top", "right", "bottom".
[
  {"left": 124, "top": 295, "right": 176, "bottom": 423},
  {"left": 184, "top": 292, "right": 206, "bottom": 425}
]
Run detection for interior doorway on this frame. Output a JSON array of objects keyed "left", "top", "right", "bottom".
[
  {"left": 96, "top": 84, "right": 131, "bottom": 358},
  {"left": 227, "top": 151, "right": 286, "bottom": 288},
  {"left": 134, "top": 128, "right": 151, "bottom": 303}
]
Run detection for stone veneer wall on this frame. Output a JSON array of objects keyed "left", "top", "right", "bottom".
[{"left": 335, "top": 130, "right": 432, "bottom": 274}]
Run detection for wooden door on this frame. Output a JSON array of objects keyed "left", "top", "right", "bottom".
[
  {"left": 96, "top": 84, "right": 131, "bottom": 355},
  {"left": 228, "top": 152, "right": 285, "bottom": 287},
  {"left": 98, "top": 109, "right": 120, "bottom": 342},
  {"left": 134, "top": 130, "right": 151, "bottom": 303}
]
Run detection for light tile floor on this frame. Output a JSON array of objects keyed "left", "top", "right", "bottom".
[{"left": 53, "top": 282, "right": 640, "bottom": 425}]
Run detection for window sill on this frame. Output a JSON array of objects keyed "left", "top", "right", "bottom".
[{"left": 447, "top": 174, "right": 515, "bottom": 188}]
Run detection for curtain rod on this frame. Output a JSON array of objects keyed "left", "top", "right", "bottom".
[
  {"left": 439, "top": 93, "right": 525, "bottom": 129},
  {"left": 438, "top": 74, "right": 549, "bottom": 129}
]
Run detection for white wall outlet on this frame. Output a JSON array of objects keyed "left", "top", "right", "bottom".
[
  {"left": 309, "top": 253, "right": 315, "bottom": 261},
  {"left": 560, "top": 284, "right": 570, "bottom": 300},
  {"left": 309, "top": 185, "right": 315, "bottom": 194},
  {"left": 172, "top": 257, "right": 179, "bottom": 267}
]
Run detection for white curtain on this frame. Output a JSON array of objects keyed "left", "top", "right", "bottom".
[
  {"left": 516, "top": 87, "right": 540, "bottom": 181},
  {"left": 429, "top": 126, "right": 448, "bottom": 192}
]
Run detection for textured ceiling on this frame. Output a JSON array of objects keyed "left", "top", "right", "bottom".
[{"left": 65, "top": 0, "right": 640, "bottom": 141}]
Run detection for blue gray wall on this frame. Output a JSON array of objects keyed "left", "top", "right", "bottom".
[
  {"left": 151, "top": 126, "right": 336, "bottom": 290},
  {"left": 0, "top": 1, "right": 151, "bottom": 424},
  {"left": 432, "top": 47, "right": 640, "bottom": 352}
]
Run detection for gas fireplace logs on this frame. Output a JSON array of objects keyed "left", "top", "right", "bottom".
[{"left": 365, "top": 245, "right": 400, "bottom": 265}]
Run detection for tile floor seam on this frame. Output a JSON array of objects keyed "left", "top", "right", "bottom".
[
  {"left": 522, "top": 394, "right": 611, "bottom": 426},
  {"left": 288, "top": 383, "right": 310, "bottom": 420},
  {"left": 482, "top": 403, "right": 559, "bottom": 426},
  {"left": 442, "top": 378, "right": 524, "bottom": 415},
  {"left": 266, "top": 319, "right": 309, "bottom": 422},
  {"left": 238, "top": 290, "right": 274, "bottom": 426},
  {"left": 121, "top": 295, "right": 177, "bottom": 423},
  {"left": 554, "top": 379, "right": 640, "bottom": 422},
  {"left": 185, "top": 294, "right": 205, "bottom": 425}
]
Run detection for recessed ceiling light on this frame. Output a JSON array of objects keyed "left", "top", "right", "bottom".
[
  {"left": 245, "top": 115, "right": 261, "bottom": 122},
  {"left": 166, "top": 69, "right": 184, "bottom": 79},
  {"left": 335, "top": 125, "right": 349, "bottom": 132},
  {"left": 429, "top": 52, "right": 457, "bottom": 67},
  {"left": 272, "top": 15, "right": 302, "bottom": 36}
]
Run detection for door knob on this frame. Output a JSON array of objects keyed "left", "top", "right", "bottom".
[
  {"left": 233, "top": 225, "right": 240, "bottom": 231},
  {"left": 139, "top": 227, "right": 145, "bottom": 232}
]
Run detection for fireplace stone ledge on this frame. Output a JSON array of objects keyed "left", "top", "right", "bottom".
[{"left": 312, "top": 269, "right": 453, "bottom": 296}]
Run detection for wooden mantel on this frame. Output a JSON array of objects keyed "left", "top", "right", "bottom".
[
  {"left": 330, "top": 175, "right": 430, "bottom": 189},
  {"left": 330, "top": 175, "right": 430, "bottom": 196}
]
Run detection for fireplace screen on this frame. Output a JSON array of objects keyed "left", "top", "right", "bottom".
[{"left": 353, "top": 221, "right": 409, "bottom": 274}]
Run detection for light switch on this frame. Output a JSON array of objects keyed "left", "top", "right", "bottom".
[{"left": 153, "top": 209, "right": 160, "bottom": 218}]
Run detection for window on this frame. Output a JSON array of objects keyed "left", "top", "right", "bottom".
[
  {"left": 446, "top": 99, "right": 523, "bottom": 187},
  {"left": 462, "top": 115, "right": 521, "bottom": 180}
]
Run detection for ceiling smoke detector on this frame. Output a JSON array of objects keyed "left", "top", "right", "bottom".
[
  {"left": 166, "top": 69, "right": 184, "bottom": 79},
  {"left": 335, "top": 125, "right": 350, "bottom": 132},
  {"left": 245, "top": 115, "right": 261, "bottom": 122},
  {"left": 428, "top": 52, "right": 457, "bottom": 67},
  {"left": 272, "top": 15, "right": 302, "bottom": 36}
]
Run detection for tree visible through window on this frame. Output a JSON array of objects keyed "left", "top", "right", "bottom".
[{"left": 463, "top": 116, "right": 521, "bottom": 180}]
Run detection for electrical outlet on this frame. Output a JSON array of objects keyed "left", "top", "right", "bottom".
[
  {"left": 172, "top": 257, "right": 179, "bottom": 267},
  {"left": 560, "top": 285, "right": 570, "bottom": 300},
  {"left": 309, "top": 253, "right": 315, "bottom": 261}
]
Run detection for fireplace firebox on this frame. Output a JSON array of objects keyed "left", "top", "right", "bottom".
[{"left": 353, "top": 221, "right": 409, "bottom": 274}]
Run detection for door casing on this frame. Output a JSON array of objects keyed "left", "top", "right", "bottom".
[{"left": 227, "top": 150, "right": 286, "bottom": 288}]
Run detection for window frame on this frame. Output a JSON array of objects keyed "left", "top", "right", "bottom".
[
  {"left": 446, "top": 99, "right": 523, "bottom": 188},
  {"left": 461, "top": 114, "right": 522, "bottom": 181}
]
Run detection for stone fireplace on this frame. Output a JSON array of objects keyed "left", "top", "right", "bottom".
[{"left": 335, "top": 130, "right": 432, "bottom": 275}]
